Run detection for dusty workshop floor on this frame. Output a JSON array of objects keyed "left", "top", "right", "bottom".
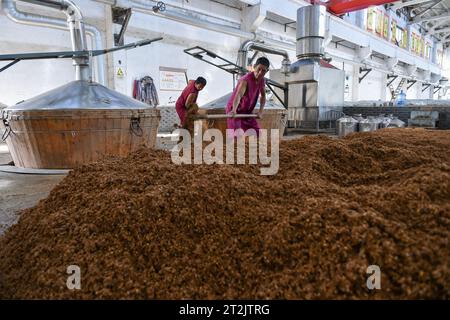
[
  {"left": 0, "top": 143, "right": 65, "bottom": 236},
  {"left": 0, "top": 131, "right": 333, "bottom": 236}
]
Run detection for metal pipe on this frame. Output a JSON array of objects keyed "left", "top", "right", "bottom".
[
  {"left": 2, "top": 0, "right": 106, "bottom": 84},
  {"left": 18, "top": 0, "right": 89, "bottom": 80},
  {"left": 240, "top": 41, "right": 290, "bottom": 61},
  {"left": 21, "top": 0, "right": 68, "bottom": 10},
  {"left": 84, "top": 24, "right": 105, "bottom": 84},
  {"left": 118, "top": 1, "right": 297, "bottom": 60},
  {"left": 106, "top": 0, "right": 298, "bottom": 52},
  {"left": 238, "top": 40, "right": 291, "bottom": 74},
  {"left": 128, "top": 1, "right": 256, "bottom": 40},
  {"left": 129, "top": 0, "right": 242, "bottom": 27}
]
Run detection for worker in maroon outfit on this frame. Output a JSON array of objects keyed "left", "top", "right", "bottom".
[
  {"left": 226, "top": 57, "right": 269, "bottom": 137},
  {"left": 176, "top": 77, "right": 207, "bottom": 128}
]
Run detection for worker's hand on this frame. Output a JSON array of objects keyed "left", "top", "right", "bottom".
[
  {"left": 230, "top": 109, "right": 237, "bottom": 117},
  {"left": 187, "top": 103, "right": 199, "bottom": 115},
  {"left": 257, "top": 111, "right": 263, "bottom": 119}
]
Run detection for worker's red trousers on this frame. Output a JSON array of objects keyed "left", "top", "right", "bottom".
[{"left": 175, "top": 103, "right": 186, "bottom": 127}]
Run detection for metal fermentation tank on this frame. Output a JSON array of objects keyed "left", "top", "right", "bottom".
[
  {"left": 270, "top": 5, "right": 345, "bottom": 132},
  {"left": 0, "top": 0, "right": 161, "bottom": 169}
]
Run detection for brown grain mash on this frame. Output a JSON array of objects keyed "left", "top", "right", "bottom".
[{"left": 0, "top": 128, "right": 449, "bottom": 299}]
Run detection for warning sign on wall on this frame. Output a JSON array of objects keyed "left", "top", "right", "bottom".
[{"left": 117, "top": 67, "right": 125, "bottom": 78}]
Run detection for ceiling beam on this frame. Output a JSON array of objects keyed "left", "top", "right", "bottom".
[
  {"left": 429, "top": 26, "right": 450, "bottom": 35},
  {"left": 413, "top": 0, "right": 443, "bottom": 18},
  {"left": 390, "top": 0, "right": 434, "bottom": 10},
  {"left": 439, "top": 34, "right": 450, "bottom": 44},
  {"left": 426, "top": 18, "right": 449, "bottom": 33},
  {"left": 409, "top": 11, "right": 450, "bottom": 24}
]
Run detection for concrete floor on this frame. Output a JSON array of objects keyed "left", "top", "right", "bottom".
[{"left": 0, "top": 143, "right": 65, "bottom": 236}]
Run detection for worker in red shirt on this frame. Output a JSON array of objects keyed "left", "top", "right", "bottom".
[
  {"left": 176, "top": 77, "right": 207, "bottom": 129},
  {"left": 226, "top": 57, "right": 269, "bottom": 137}
]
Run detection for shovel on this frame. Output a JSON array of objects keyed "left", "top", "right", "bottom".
[{"left": 193, "top": 114, "right": 259, "bottom": 120}]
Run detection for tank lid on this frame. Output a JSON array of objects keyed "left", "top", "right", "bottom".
[
  {"left": 6, "top": 80, "right": 152, "bottom": 111},
  {"left": 337, "top": 115, "right": 358, "bottom": 123},
  {"left": 390, "top": 118, "right": 405, "bottom": 124}
]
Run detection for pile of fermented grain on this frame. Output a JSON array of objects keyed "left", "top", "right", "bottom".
[{"left": 0, "top": 128, "right": 449, "bottom": 299}]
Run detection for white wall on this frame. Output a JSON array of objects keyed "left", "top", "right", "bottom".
[
  {"left": 0, "top": 0, "right": 296, "bottom": 107},
  {"left": 357, "top": 70, "right": 385, "bottom": 102},
  {"left": 0, "top": 14, "right": 74, "bottom": 105},
  {"left": 120, "top": 35, "right": 238, "bottom": 106},
  {"left": 111, "top": 8, "right": 245, "bottom": 106},
  {"left": 0, "top": 0, "right": 447, "bottom": 108}
]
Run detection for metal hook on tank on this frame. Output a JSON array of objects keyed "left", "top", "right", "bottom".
[
  {"left": 130, "top": 117, "right": 144, "bottom": 137},
  {"left": 1, "top": 112, "right": 13, "bottom": 141}
]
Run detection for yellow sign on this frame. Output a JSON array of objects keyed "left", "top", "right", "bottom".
[
  {"left": 117, "top": 67, "right": 124, "bottom": 78},
  {"left": 367, "top": 8, "right": 375, "bottom": 31}
]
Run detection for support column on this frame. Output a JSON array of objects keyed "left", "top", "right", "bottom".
[
  {"left": 380, "top": 73, "right": 387, "bottom": 102},
  {"left": 352, "top": 67, "right": 360, "bottom": 101},
  {"left": 104, "top": 3, "right": 116, "bottom": 88},
  {"left": 432, "top": 41, "right": 438, "bottom": 64},
  {"left": 355, "top": 9, "right": 365, "bottom": 29},
  {"left": 428, "top": 86, "right": 434, "bottom": 99},
  {"left": 107, "top": 3, "right": 132, "bottom": 94}
]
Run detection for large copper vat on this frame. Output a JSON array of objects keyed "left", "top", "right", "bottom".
[{"left": 0, "top": 80, "right": 160, "bottom": 169}]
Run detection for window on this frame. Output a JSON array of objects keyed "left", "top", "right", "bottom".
[
  {"left": 396, "top": 27, "right": 404, "bottom": 47},
  {"left": 425, "top": 43, "right": 432, "bottom": 60},
  {"left": 416, "top": 36, "right": 422, "bottom": 56},
  {"left": 402, "top": 31, "right": 408, "bottom": 49},
  {"left": 418, "top": 38, "right": 423, "bottom": 56},
  {"left": 437, "top": 50, "right": 443, "bottom": 66},
  {"left": 376, "top": 10, "right": 383, "bottom": 35},
  {"left": 411, "top": 33, "right": 417, "bottom": 53},
  {"left": 383, "top": 14, "right": 389, "bottom": 39},
  {"left": 391, "top": 20, "right": 397, "bottom": 44}
]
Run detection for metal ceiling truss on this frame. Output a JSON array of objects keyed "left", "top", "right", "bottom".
[
  {"left": 410, "top": 10, "right": 450, "bottom": 24},
  {"left": 413, "top": 0, "right": 443, "bottom": 18},
  {"left": 404, "top": 0, "right": 450, "bottom": 44}
]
